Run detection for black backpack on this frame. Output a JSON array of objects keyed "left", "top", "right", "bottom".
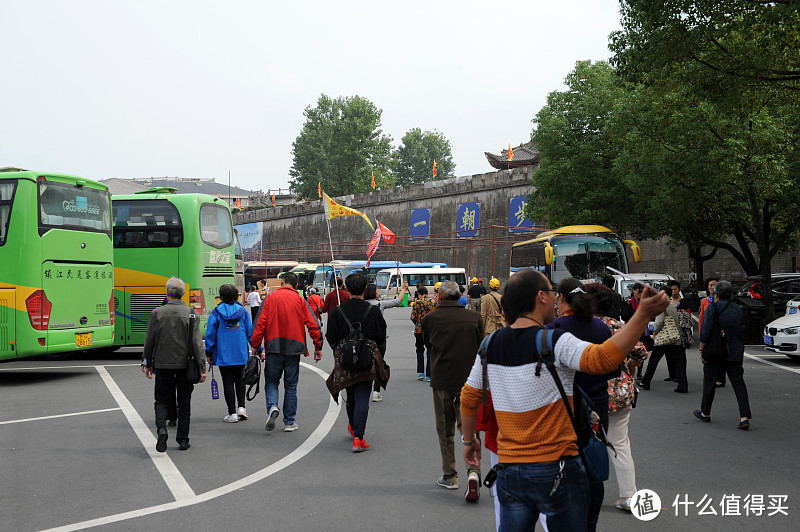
[{"left": 336, "top": 304, "right": 376, "bottom": 372}]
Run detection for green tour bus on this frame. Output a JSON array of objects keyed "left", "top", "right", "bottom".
[
  {"left": 0, "top": 171, "right": 115, "bottom": 360},
  {"left": 112, "top": 188, "right": 236, "bottom": 346}
]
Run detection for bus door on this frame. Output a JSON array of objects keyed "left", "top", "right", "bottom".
[{"left": 0, "top": 288, "right": 15, "bottom": 358}]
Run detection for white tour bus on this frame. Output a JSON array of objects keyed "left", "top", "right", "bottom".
[{"left": 375, "top": 267, "right": 467, "bottom": 300}]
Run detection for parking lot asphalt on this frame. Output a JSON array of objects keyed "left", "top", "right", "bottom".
[{"left": 1, "top": 307, "right": 799, "bottom": 531}]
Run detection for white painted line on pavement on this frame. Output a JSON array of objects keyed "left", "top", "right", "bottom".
[
  {"left": 94, "top": 366, "right": 196, "bottom": 502},
  {"left": 0, "top": 363, "right": 139, "bottom": 371},
  {"left": 0, "top": 408, "right": 121, "bottom": 425},
  {"left": 43, "top": 361, "right": 340, "bottom": 532},
  {"left": 744, "top": 351, "right": 800, "bottom": 375}
]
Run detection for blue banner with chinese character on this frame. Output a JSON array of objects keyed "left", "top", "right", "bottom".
[
  {"left": 410, "top": 209, "right": 430, "bottom": 240},
  {"left": 509, "top": 195, "right": 534, "bottom": 233},
  {"left": 457, "top": 202, "right": 480, "bottom": 238}
]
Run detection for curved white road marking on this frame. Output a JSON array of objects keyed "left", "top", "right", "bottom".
[
  {"left": 42, "top": 361, "right": 340, "bottom": 532},
  {"left": 0, "top": 408, "right": 121, "bottom": 425},
  {"left": 95, "top": 366, "right": 196, "bottom": 501}
]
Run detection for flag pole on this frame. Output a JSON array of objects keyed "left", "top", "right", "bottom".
[{"left": 323, "top": 192, "right": 341, "bottom": 306}]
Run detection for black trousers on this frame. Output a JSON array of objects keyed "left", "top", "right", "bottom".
[
  {"left": 219, "top": 365, "right": 246, "bottom": 415},
  {"left": 250, "top": 306, "right": 260, "bottom": 323},
  {"left": 346, "top": 380, "right": 373, "bottom": 438},
  {"left": 700, "top": 361, "right": 751, "bottom": 418},
  {"left": 642, "top": 345, "right": 687, "bottom": 391},
  {"left": 154, "top": 368, "right": 194, "bottom": 443}
]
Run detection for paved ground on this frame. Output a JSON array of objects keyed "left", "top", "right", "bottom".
[{"left": 1, "top": 307, "right": 799, "bottom": 531}]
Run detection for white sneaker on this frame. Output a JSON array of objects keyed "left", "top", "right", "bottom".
[
  {"left": 372, "top": 391, "right": 382, "bottom": 402},
  {"left": 224, "top": 413, "right": 239, "bottom": 423},
  {"left": 284, "top": 422, "right": 299, "bottom": 432},
  {"left": 237, "top": 407, "right": 248, "bottom": 420}
]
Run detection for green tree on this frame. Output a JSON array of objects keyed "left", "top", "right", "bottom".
[
  {"left": 289, "top": 94, "right": 394, "bottom": 198},
  {"left": 610, "top": 0, "right": 800, "bottom": 319},
  {"left": 393, "top": 128, "right": 455, "bottom": 185},
  {"left": 529, "top": 60, "right": 634, "bottom": 231}
]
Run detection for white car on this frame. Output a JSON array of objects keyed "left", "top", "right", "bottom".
[{"left": 763, "top": 313, "right": 800, "bottom": 359}]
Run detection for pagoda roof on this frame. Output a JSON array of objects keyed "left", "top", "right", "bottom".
[{"left": 485, "top": 141, "right": 539, "bottom": 170}]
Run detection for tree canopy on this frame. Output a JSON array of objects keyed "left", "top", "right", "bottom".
[
  {"left": 530, "top": 1, "right": 800, "bottom": 317},
  {"left": 289, "top": 94, "right": 394, "bottom": 198},
  {"left": 394, "top": 128, "right": 455, "bottom": 186}
]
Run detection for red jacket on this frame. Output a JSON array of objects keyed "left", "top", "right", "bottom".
[
  {"left": 251, "top": 286, "right": 322, "bottom": 356},
  {"left": 322, "top": 288, "right": 350, "bottom": 315},
  {"left": 307, "top": 294, "right": 324, "bottom": 319}
]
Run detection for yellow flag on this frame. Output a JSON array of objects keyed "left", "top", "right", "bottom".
[{"left": 323, "top": 193, "right": 374, "bottom": 230}]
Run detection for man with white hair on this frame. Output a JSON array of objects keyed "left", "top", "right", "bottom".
[
  {"left": 143, "top": 277, "right": 206, "bottom": 452},
  {"left": 421, "top": 281, "right": 484, "bottom": 502}
]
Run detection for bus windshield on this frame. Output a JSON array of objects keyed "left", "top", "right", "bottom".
[
  {"left": 38, "top": 181, "right": 111, "bottom": 234},
  {"left": 200, "top": 204, "right": 233, "bottom": 249},
  {"left": 552, "top": 235, "right": 627, "bottom": 283}
]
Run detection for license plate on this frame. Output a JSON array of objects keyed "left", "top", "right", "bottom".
[
  {"left": 764, "top": 335, "right": 773, "bottom": 345},
  {"left": 75, "top": 332, "right": 92, "bottom": 348},
  {"left": 790, "top": 308, "right": 797, "bottom": 315}
]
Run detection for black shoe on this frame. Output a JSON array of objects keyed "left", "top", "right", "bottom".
[
  {"left": 674, "top": 388, "right": 688, "bottom": 393},
  {"left": 716, "top": 382, "right": 726, "bottom": 388},
  {"left": 637, "top": 381, "right": 650, "bottom": 390},
  {"left": 167, "top": 419, "right": 177, "bottom": 427},
  {"left": 178, "top": 441, "right": 190, "bottom": 451},
  {"left": 156, "top": 430, "right": 168, "bottom": 453}
]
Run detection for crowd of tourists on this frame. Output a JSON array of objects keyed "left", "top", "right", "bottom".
[{"left": 141, "top": 268, "right": 750, "bottom": 532}]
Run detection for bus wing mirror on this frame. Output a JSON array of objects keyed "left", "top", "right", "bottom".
[
  {"left": 623, "top": 240, "right": 641, "bottom": 263},
  {"left": 544, "top": 242, "right": 554, "bottom": 265}
]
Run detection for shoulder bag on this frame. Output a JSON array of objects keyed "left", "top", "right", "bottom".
[
  {"left": 185, "top": 311, "right": 202, "bottom": 384},
  {"left": 703, "top": 301, "right": 733, "bottom": 363},
  {"left": 654, "top": 314, "right": 681, "bottom": 346},
  {"left": 677, "top": 310, "right": 694, "bottom": 348}
]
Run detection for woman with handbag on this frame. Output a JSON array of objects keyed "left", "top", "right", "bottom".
[
  {"left": 205, "top": 284, "right": 253, "bottom": 423},
  {"left": 546, "top": 278, "right": 613, "bottom": 532},
  {"left": 638, "top": 289, "right": 688, "bottom": 392},
  {"left": 695, "top": 280, "right": 752, "bottom": 429},
  {"left": 585, "top": 283, "right": 648, "bottom": 512}
]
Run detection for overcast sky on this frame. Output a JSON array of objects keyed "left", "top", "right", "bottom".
[{"left": 0, "top": 1, "right": 622, "bottom": 193}]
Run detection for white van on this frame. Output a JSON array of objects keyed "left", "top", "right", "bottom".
[{"left": 375, "top": 267, "right": 467, "bottom": 300}]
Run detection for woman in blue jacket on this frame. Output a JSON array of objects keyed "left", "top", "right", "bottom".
[{"left": 205, "top": 284, "right": 253, "bottom": 423}]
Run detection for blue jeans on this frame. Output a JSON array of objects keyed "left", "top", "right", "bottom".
[
  {"left": 497, "top": 456, "right": 590, "bottom": 532},
  {"left": 345, "top": 380, "right": 372, "bottom": 438},
  {"left": 265, "top": 353, "right": 300, "bottom": 425}
]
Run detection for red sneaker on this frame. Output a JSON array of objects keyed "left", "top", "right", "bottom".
[
  {"left": 347, "top": 424, "right": 355, "bottom": 438},
  {"left": 352, "top": 437, "right": 370, "bottom": 452}
]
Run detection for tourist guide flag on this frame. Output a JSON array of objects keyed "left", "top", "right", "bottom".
[
  {"left": 371, "top": 171, "right": 376, "bottom": 189},
  {"left": 433, "top": 159, "right": 437, "bottom": 177},
  {"left": 377, "top": 220, "right": 395, "bottom": 244},
  {"left": 322, "top": 192, "right": 375, "bottom": 230},
  {"left": 508, "top": 143, "right": 514, "bottom": 161},
  {"left": 366, "top": 224, "right": 382, "bottom": 267}
]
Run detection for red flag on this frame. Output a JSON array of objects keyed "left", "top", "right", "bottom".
[
  {"left": 366, "top": 224, "right": 382, "bottom": 267},
  {"left": 433, "top": 159, "right": 437, "bottom": 177},
  {"left": 317, "top": 182, "right": 321, "bottom": 198},
  {"left": 272, "top": 194, "right": 276, "bottom": 207},
  {"left": 371, "top": 171, "right": 376, "bottom": 189},
  {"left": 508, "top": 143, "right": 514, "bottom": 161},
  {"left": 377, "top": 220, "right": 395, "bottom": 245}
]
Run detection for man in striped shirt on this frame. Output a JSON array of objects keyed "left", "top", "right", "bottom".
[{"left": 459, "top": 269, "right": 668, "bottom": 531}]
